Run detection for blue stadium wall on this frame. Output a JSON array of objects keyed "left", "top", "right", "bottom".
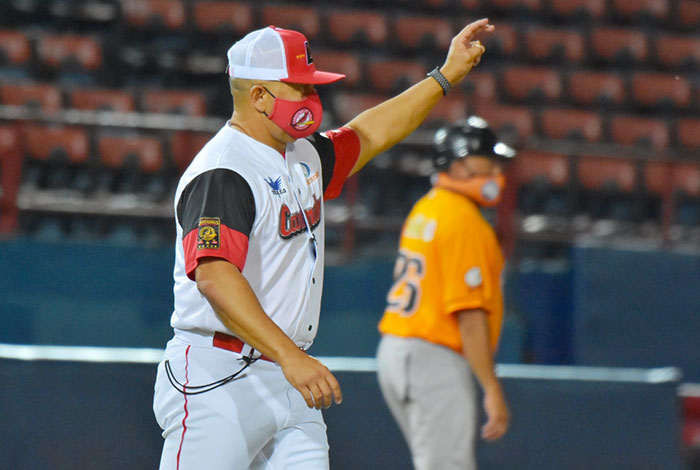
[
  {"left": 0, "top": 238, "right": 698, "bottom": 381},
  {"left": 0, "top": 238, "right": 695, "bottom": 468}
]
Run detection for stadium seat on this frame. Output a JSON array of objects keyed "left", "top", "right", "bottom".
[
  {"left": 609, "top": 115, "right": 670, "bottom": 149},
  {"left": 97, "top": 132, "right": 166, "bottom": 195},
  {"left": 424, "top": 94, "right": 469, "bottom": 128},
  {"left": 481, "top": 22, "right": 519, "bottom": 58},
  {"left": 488, "top": 0, "right": 542, "bottom": 15},
  {"left": 567, "top": 71, "right": 626, "bottom": 107},
  {"left": 98, "top": 133, "right": 163, "bottom": 173},
  {"left": 472, "top": 104, "right": 535, "bottom": 144},
  {"left": 630, "top": 73, "right": 692, "bottom": 109},
  {"left": 677, "top": 0, "right": 700, "bottom": 29},
  {"left": 548, "top": 0, "right": 607, "bottom": 20},
  {"left": 540, "top": 109, "right": 603, "bottom": 142},
  {"left": 37, "top": 34, "right": 102, "bottom": 71},
  {"left": 502, "top": 66, "right": 562, "bottom": 103},
  {"left": 576, "top": 155, "right": 638, "bottom": 221},
  {"left": 367, "top": 59, "right": 427, "bottom": 95},
  {"left": 21, "top": 124, "right": 90, "bottom": 190},
  {"left": 673, "top": 163, "right": 700, "bottom": 227},
  {"left": 23, "top": 124, "right": 90, "bottom": 164},
  {"left": 643, "top": 160, "right": 672, "bottom": 197},
  {"left": 646, "top": 161, "right": 700, "bottom": 227},
  {"left": 0, "top": 125, "right": 19, "bottom": 162},
  {"left": 261, "top": 5, "right": 320, "bottom": 39},
  {"left": 677, "top": 118, "right": 700, "bottom": 150},
  {"left": 460, "top": 70, "right": 497, "bottom": 104},
  {"left": 192, "top": 2, "right": 253, "bottom": 35},
  {"left": 120, "top": 0, "right": 185, "bottom": 30},
  {"left": 0, "top": 83, "right": 62, "bottom": 113},
  {"left": 169, "top": 131, "right": 214, "bottom": 173},
  {"left": 44, "top": 0, "right": 120, "bottom": 24},
  {"left": 0, "top": 125, "right": 21, "bottom": 232},
  {"left": 332, "top": 92, "right": 389, "bottom": 125},
  {"left": 523, "top": 28, "right": 585, "bottom": 63},
  {"left": 670, "top": 162, "right": 700, "bottom": 198},
  {"left": 392, "top": 16, "right": 453, "bottom": 51},
  {"left": 425, "top": 0, "right": 450, "bottom": 8},
  {"left": 610, "top": 0, "right": 669, "bottom": 23},
  {"left": 654, "top": 35, "right": 700, "bottom": 68},
  {"left": 638, "top": 162, "right": 666, "bottom": 226},
  {"left": 515, "top": 151, "right": 571, "bottom": 216},
  {"left": 458, "top": 0, "right": 484, "bottom": 9},
  {"left": 0, "top": 30, "right": 31, "bottom": 65},
  {"left": 325, "top": 10, "right": 388, "bottom": 46},
  {"left": 141, "top": 89, "right": 207, "bottom": 116},
  {"left": 312, "top": 51, "right": 362, "bottom": 89},
  {"left": 29, "top": 216, "right": 70, "bottom": 242},
  {"left": 69, "top": 88, "right": 135, "bottom": 112},
  {"left": 590, "top": 27, "right": 649, "bottom": 64},
  {"left": 393, "top": 0, "right": 451, "bottom": 8},
  {"left": 517, "top": 151, "right": 570, "bottom": 188}
]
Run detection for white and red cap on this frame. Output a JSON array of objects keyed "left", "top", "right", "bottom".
[{"left": 226, "top": 26, "right": 345, "bottom": 85}]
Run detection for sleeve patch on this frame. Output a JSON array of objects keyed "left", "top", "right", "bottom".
[
  {"left": 464, "top": 267, "right": 483, "bottom": 288},
  {"left": 197, "top": 217, "right": 221, "bottom": 250},
  {"left": 184, "top": 223, "right": 249, "bottom": 280}
]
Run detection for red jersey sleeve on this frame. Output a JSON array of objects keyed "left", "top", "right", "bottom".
[
  {"left": 308, "top": 127, "right": 360, "bottom": 200},
  {"left": 176, "top": 169, "right": 255, "bottom": 280}
]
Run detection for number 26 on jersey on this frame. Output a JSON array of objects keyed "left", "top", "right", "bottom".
[{"left": 386, "top": 249, "right": 426, "bottom": 317}]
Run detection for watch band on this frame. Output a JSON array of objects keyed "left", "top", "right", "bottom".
[{"left": 427, "top": 67, "right": 451, "bottom": 96}]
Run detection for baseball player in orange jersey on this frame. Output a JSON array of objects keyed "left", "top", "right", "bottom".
[
  {"left": 153, "top": 19, "right": 495, "bottom": 470},
  {"left": 377, "top": 116, "right": 515, "bottom": 470}
]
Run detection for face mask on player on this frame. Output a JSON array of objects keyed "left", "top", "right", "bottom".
[
  {"left": 262, "top": 86, "right": 323, "bottom": 139},
  {"left": 434, "top": 172, "right": 506, "bottom": 207}
]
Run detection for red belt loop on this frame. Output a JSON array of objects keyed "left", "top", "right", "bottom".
[{"left": 212, "top": 332, "right": 274, "bottom": 362}]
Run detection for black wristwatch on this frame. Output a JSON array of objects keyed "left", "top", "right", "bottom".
[{"left": 427, "top": 67, "right": 451, "bottom": 96}]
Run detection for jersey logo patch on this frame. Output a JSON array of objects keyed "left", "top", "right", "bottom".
[
  {"left": 197, "top": 217, "right": 220, "bottom": 250},
  {"left": 299, "top": 162, "right": 319, "bottom": 184},
  {"left": 465, "top": 267, "right": 483, "bottom": 288},
  {"left": 264, "top": 176, "right": 287, "bottom": 196}
]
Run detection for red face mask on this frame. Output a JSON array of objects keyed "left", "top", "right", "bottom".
[{"left": 263, "top": 87, "right": 323, "bottom": 139}]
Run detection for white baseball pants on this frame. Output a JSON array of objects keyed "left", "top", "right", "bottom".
[{"left": 153, "top": 331, "right": 329, "bottom": 470}]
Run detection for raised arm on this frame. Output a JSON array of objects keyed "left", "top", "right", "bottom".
[{"left": 345, "top": 18, "right": 495, "bottom": 175}]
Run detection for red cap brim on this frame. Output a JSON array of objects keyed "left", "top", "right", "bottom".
[{"left": 281, "top": 70, "right": 346, "bottom": 85}]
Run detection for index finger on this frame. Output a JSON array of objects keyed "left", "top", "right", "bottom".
[
  {"left": 457, "top": 18, "right": 494, "bottom": 41},
  {"left": 327, "top": 373, "right": 343, "bottom": 405}
]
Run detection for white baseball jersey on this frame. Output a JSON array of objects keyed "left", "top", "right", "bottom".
[{"left": 171, "top": 123, "right": 359, "bottom": 349}]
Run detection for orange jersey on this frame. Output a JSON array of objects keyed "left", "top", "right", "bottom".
[{"left": 378, "top": 188, "right": 505, "bottom": 354}]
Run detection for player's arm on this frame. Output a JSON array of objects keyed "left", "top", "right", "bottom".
[
  {"left": 456, "top": 308, "right": 509, "bottom": 440},
  {"left": 345, "top": 18, "right": 494, "bottom": 175},
  {"left": 195, "top": 258, "right": 342, "bottom": 409}
]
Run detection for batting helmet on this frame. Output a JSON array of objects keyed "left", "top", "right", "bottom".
[{"left": 432, "top": 116, "right": 516, "bottom": 171}]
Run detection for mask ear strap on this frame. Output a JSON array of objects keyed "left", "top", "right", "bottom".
[
  {"left": 259, "top": 86, "right": 275, "bottom": 117},
  {"left": 261, "top": 86, "right": 276, "bottom": 98}
]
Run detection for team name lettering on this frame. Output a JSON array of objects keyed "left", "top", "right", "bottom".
[{"left": 279, "top": 196, "right": 321, "bottom": 239}]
